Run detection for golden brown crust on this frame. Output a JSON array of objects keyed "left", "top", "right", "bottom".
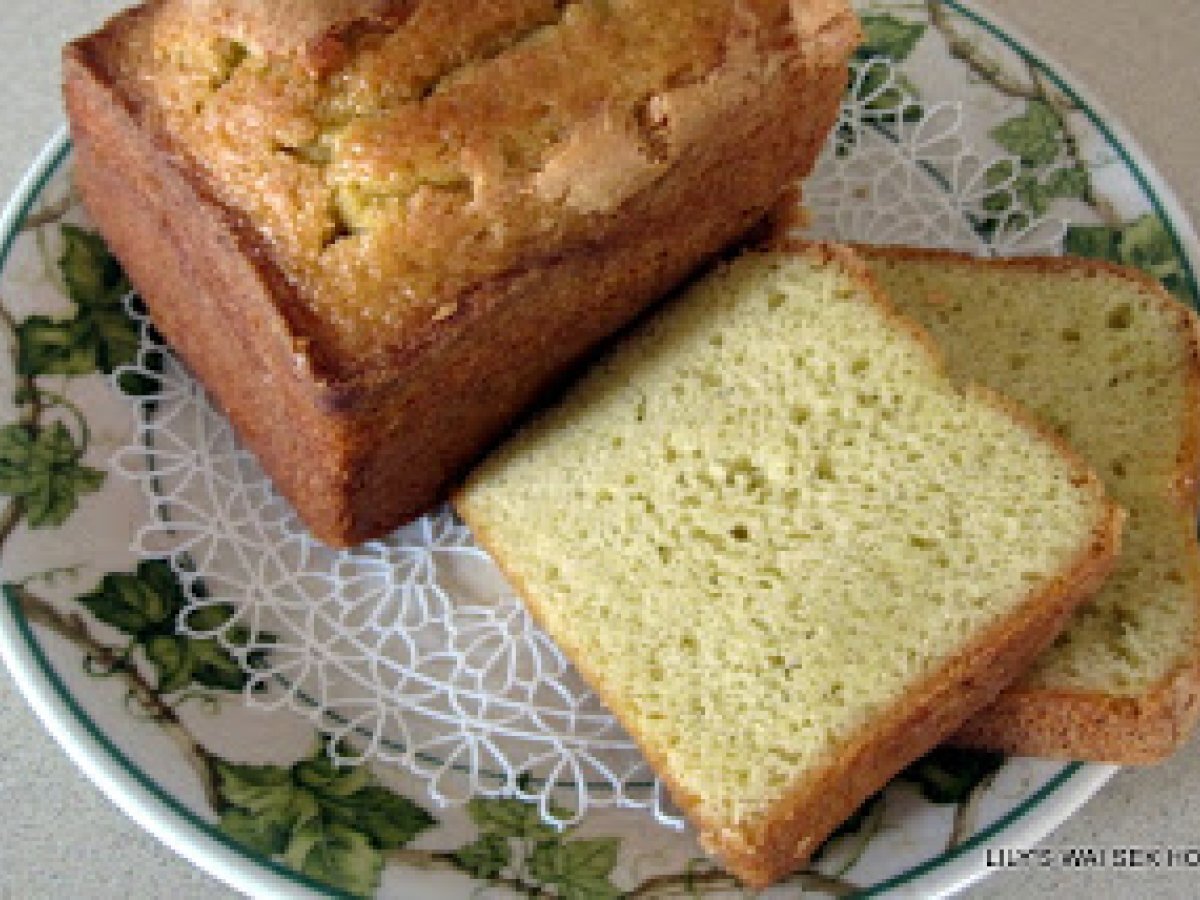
[
  {"left": 951, "top": 650, "right": 1200, "bottom": 765},
  {"left": 851, "top": 243, "right": 1200, "bottom": 764},
  {"left": 65, "top": 2, "right": 860, "bottom": 545},
  {"left": 181, "top": 0, "right": 417, "bottom": 73},
  {"left": 64, "top": 40, "right": 361, "bottom": 540},
  {"left": 95, "top": 0, "right": 864, "bottom": 380},
  {"left": 454, "top": 242, "right": 1123, "bottom": 886}
]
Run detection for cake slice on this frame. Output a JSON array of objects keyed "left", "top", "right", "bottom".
[
  {"left": 455, "top": 243, "right": 1120, "bottom": 886},
  {"left": 863, "top": 247, "right": 1200, "bottom": 763}
]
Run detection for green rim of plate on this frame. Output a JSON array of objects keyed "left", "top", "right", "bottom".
[{"left": 0, "top": 1, "right": 1195, "bottom": 896}]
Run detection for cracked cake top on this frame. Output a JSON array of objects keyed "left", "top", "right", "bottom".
[{"left": 95, "top": 0, "right": 856, "bottom": 370}]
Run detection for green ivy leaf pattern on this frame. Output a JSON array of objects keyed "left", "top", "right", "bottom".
[
  {"left": 58, "top": 224, "right": 139, "bottom": 373},
  {"left": 79, "top": 560, "right": 180, "bottom": 633},
  {"left": 1065, "top": 222, "right": 1121, "bottom": 259},
  {"left": 219, "top": 807, "right": 298, "bottom": 857},
  {"left": 285, "top": 819, "right": 383, "bottom": 897},
  {"left": 1065, "top": 213, "right": 1196, "bottom": 301},
  {"left": 59, "top": 224, "right": 128, "bottom": 306},
  {"left": 1012, "top": 166, "right": 1088, "bottom": 217},
  {"left": 900, "top": 746, "right": 1004, "bottom": 804},
  {"left": 454, "top": 795, "right": 637, "bottom": 896},
  {"left": 527, "top": 838, "right": 621, "bottom": 900},
  {"left": 980, "top": 99, "right": 1093, "bottom": 239},
  {"left": 837, "top": 19, "right": 925, "bottom": 159},
  {"left": 295, "top": 753, "right": 374, "bottom": 799},
  {"left": 855, "top": 65, "right": 923, "bottom": 120},
  {"left": 990, "top": 100, "right": 1061, "bottom": 167},
  {"left": 1039, "top": 167, "right": 1089, "bottom": 203},
  {"left": 215, "top": 746, "right": 436, "bottom": 897},
  {"left": 15, "top": 317, "right": 97, "bottom": 376},
  {"left": 0, "top": 421, "right": 103, "bottom": 527},
  {"left": 465, "top": 796, "right": 562, "bottom": 842},
  {"left": 858, "top": 14, "right": 926, "bottom": 62},
  {"left": 452, "top": 832, "right": 510, "bottom": 880},
  {"left": 216, "top": 761, "right": 307, "bottom": 816},
  {"left": 326, "top": 785, "right": 438, "bottom": 850},
  {"left": 144, "top": 633, "right": 247, "bottom": 693},
  {"left": 75, "top": 560, "right": 253, "bottom": 694},
  {"left": 143, "top": 636, "right": 194, "bottom": 694},
  {"left": 15, "top": 225, "right": 145, "bottom": 386}
]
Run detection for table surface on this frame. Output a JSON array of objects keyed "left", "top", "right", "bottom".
[{"left": 1, "top": 2, "right": 1198, "bottom": 898}]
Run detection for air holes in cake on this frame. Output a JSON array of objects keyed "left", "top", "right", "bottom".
[
  {"left": 815, "top": 455, "right": 835, "bottom": 481},
  {"left": 850, "top": 358, "right": 869, "bottom": 375},
  {"left": 709, "top": 334, "right": 724, "bottom": 348},
  {"left": 1008, "top": 353, "right": 1027, "bottom": 371},
  {"left": 1106, "top": 304, "right": 1133, "bottom": 330},
  {"left": 730, "top": 524, "right": 750, "bottom": 541},
  {"left": 791, "top": 405, "right": 810, "bottom": 426},
  {"left": 767, "top": 291, "right": 786, "bottom": 311},
  {"left": 1111, "top": 459, "right": 1127, "bottom": 479},
  {"left": 1061, "top": 328, "right": 1081, "bottom": 343}
]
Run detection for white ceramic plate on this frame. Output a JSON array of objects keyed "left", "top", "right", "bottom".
[{"left": 1, "top": 2, "right": 1196, "bottom": 897}]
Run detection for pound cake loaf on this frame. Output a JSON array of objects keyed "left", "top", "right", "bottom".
[
  {"left": 455, "top": 243, "right": 1121, "bottom": 886},
  {"left": 63, "top": 0, "right": 861, "bottom": 545},
  {"left": 863, "top": 247, "right": 1200, "bottom": 763}
]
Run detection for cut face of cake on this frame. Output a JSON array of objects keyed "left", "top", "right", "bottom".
[
  {"left": 865, "top": 246, "right": 1200, "bottom": 763},
  {"left": 456, "top": 243, "right": 1121, "bottom": 886}
]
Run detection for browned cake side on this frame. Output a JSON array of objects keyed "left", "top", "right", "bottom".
[{"left": 63, "top": 0, "right": 861, "bottom": 544}]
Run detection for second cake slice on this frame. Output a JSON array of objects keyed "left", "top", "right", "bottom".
[
  {"left": 864, "top": 247, "right": 1200, "bottom": 762},
  {"left": 455, "top": 243, "right": 1120, "bottom": 886}
]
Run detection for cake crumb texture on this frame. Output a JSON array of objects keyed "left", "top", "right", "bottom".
[
  {"left": 457, "top": 244, "right": 1118, "bottom": 882},
  {"left": 866, "top": 248, "right": 1200, "bottom": 761}
]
